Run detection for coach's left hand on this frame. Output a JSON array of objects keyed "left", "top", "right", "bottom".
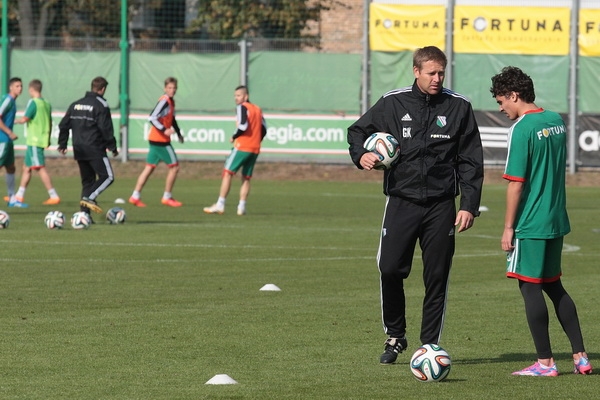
[{"left": 455, "top": 210, "right": 474, "bottom": 232}]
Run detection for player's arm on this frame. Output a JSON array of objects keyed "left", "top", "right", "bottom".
[
  {"left": 348, "top": 97, "right": 388, "bottom": 169},
  {"left": 172, "top": 116, "right": 184, "bottom": 143},
  {"left": 231, "top": 104, "right": 248, "bottom": 140},
  {"left": 502, "top": 180, "right": 524, "bottom": 252},
  {"left": 16, "top": 99, "right": 35, "bottom": 125},
  {"left": 457, "top": 103, "right": 484, "bottom": 217},
  {"left": 47, "top": 104, "right": 52, "bottom": 148},
  {"left": 260, "top": 117, "right": 267, "bottom": 140},
  {"left": 0, "top": 117, "right": 17, "bottom": 140},
  {"left": 0, "top": 98, "right": 18, "bottom": 140},
  {"left": 148, "top": 98, "right": 169, "bottom": 134},
  {"left": 98, "top": 107, "right": 118, "bottom": 156}
]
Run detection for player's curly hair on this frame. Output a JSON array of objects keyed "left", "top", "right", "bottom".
[{"left": 490, "top": 66, "right": 536, "bottom": 103}]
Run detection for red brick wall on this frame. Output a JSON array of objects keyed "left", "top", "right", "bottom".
[{"left": 306, "top": 0, "right": 365, "bottom": 53}]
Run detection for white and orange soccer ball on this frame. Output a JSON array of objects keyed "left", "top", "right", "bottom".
[
  {"left": 44, "top": 211, "right": 65, "bottom": 229},
  {"left": 0, "top": 210, "right": 9, "bottom": 229},
  {"left": 106, "top": 207, "right": 126, "bottom": 224},
  {"left": 410, "top": 344, "right": 452, "bottom": 382},
  {"left": 71, "top": 211, "right": 91, "bottom": 230},
  {"left": 363, "top": 132, "right": 400, "bottom": 170}
]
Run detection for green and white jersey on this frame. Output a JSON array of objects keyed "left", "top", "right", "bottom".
[
  {"left": 24, "top": 97, "right": 52, "bottom": 148},
  {"left": 503, "top": 109, "right": 570, "bottom": 239}
]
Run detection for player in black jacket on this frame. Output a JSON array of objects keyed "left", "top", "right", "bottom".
[
  {"left": 58, "top": 76, "right": 118, "bottom": 216},
  {"left": 348, "top": 46, "right": 484, "bottom": 364}
]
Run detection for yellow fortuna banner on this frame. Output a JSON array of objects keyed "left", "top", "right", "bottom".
[
  {"left": 369, "top": 4, "right": 445, "bottom": 52},
  {"left": 454, "top": 6, "right": 570, "bottom": 55},
  {"left": 580, "top": 9, "right": 600, "bottom": 56}
]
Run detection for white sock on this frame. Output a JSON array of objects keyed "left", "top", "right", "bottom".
[
  {"left": 6, "top": 173, "right": 15, "bottom": 196},
  {"left": 16, "top": 186, "right": 26, "bottom": 198},
  {"left": 217, "top": 197, "right": 226, "bottom": 207},
  {"left": 48, "top": 188, "right": 58, "bottom": 198},
  {"left": 131, "top": 190, "right": 141, "bottom": 200},
  {"left": 238, "top": 200, "right": 246, "bottom": 209},
  {"left": 163, "top": 192, "right": 172, "bottom": 200}
]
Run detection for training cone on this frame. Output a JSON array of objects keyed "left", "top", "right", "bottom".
[
  {"left": 478, "top": 205, "right": 489, "bottom": 212},
  {"left": 260, "top": 284, "right": 281, "bottom": 291},
  {"left": 205, "top": 374, "right": 238, "bottom": 385},
  {"left": 114, "top": 198, "right": 126, "bottom": 204}
]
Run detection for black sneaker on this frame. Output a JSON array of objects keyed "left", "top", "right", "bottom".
[
  {"left": 80, "top": 197, "right": 102, "bottom": 214},
  {"left": 380, "top": 337, "right": 408, "bottom": 364}
]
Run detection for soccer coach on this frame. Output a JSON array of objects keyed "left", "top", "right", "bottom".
[
  {"left": 58, "top": 76, "right": 118, "bottom": 216},
  {"left": 347, "top": 46, "right": 484, "bottom": 364}
]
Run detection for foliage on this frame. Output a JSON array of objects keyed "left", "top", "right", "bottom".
[
  {"left": 188, "top": 0, "right": 335, "bottom": 40},
  {"left": 5, "top": 0, "right": 151, "bottom": 48},
  {"left": 2, "top": 0, "right": 343, "bottom": 49}
]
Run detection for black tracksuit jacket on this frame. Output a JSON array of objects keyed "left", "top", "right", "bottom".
[
  {"left": 348, "top": 81, "right": 484, "bottom": 215},
  {"left": 58, "top": 91, "right": 117, "bottom": 160}
]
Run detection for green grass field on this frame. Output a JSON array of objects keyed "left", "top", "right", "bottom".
[{"left": 1, "top": 175, "right": 598, "bottom": 399}]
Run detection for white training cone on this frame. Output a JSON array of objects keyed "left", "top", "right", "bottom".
[
  {"left": 114, "top": 198, "right": 126, "bottom": 204},
  {"left": 260, "top": 284, "right": 281, "bottom": 291},
  {"left": 478, "top": 205, "right": 489, "bottom": 212},
  {"left": 205, "top": 374, "right": 238, "bottom": 385}
]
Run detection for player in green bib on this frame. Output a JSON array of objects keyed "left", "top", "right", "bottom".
[
  {"left": 491, "top": 67, "right": 591, "bottom": 377},
  {"left": 14, "top": 79, "right": 60, "bottom": 206}
]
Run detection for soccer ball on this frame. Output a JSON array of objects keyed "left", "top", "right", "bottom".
[
  {"left": 44, "top": 211, "right": 65, "bottom": 229},
  {"left": 106, "top": 207, "right": 126, "bottom": 224},
  {"left": 71, "top": 211, "right": 91, "bottom": 230},
  {"left": 363, "top": 132, "right": 400, "bottom": 170},
  {"left": 410, "top": 344, "right": 452, "bottom": 382},
  {"left": 0, "top": 210, "right": 9, "bottom": 229}
]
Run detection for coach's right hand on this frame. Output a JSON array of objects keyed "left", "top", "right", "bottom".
[{"left": 360, "top": 152, "right": 382, "bottom": 171}]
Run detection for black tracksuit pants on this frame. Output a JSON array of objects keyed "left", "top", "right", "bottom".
[
  {"left": 377, "top": 196, "right": 456, "bottom": 345},
  {"left": 78, "top": 157, "right": 114, "bottom": 212}
]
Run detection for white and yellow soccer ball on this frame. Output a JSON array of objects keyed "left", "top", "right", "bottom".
[
  {"left": 363, "top": 132, "right": 400, "bottom": 170},
  {"left": 0, "top": 210, "right": 10, "bottom": 229},
  {"left": 44, "top": 211, "right": 65, "bottom": 229},
  {"left": 410, "top": 344, "right": 452, "bottom": 382},
  {"left": 106, "top": 207, "right": 126, "bottom": 224},
  {"left": 71, "top": 211, "right": 91, "bottom": 230}
]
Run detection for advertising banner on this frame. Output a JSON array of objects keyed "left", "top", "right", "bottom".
[
  {"left": 11, "top": 112, "right": 600, "bottom": 167},
  {"left": 12, "top": 113, "right": 356, "bottom": 163},
  {"left": 369, "top": 4, "right": 445, "bottom": 52},
  {"left": 127, "top": 114, "right": 355, "bottom": 162},
  {"left": 454, "top": 6, "right": 570, "bottom": 55},
  {"left": 580, "top": 9, "right": 600, "bottom": 56},
  {"left": 578, "top": 114, "right": 600, "bottom": 166}
]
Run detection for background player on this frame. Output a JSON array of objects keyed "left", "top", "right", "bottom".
[
  {"left": 58, "top": 76, "right": 118, "bottom": 216},
  {"left": 14, "top": 79, "right": 60, "bottom": 206},
  {"left": 204, "top": 85, "right": 266, "bottom": 216},
  {"left": 0, "top": 77, "right": 24, "bottom": 207},
  {"left": 129, "top": 76, "right": 184, "bottom": 208}
]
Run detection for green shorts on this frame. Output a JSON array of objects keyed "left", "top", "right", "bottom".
[
  {"left": 146, "top": 143, "right": 178, "bottom": 167},
  {"left": 506, "top": 237, "right": 563, "bottom": 283},
  {"left": 0, "top": 141, "right": 15, "bottom": 167},
  {"left": 25, "top": 146, "right": 46, "bottom": 168},
  {"left": 224, "top": 148, "right": 259, "bottom": 178}
]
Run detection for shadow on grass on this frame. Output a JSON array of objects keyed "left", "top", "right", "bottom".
[
  {"left": 454, "top": 352, "right": 596, "bottom": 366},
  {"left": 132, "top": 221, "right": 204, "bottom": 225}
]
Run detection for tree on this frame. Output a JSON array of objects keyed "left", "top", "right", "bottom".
[
  {"left": 5, "top": 0, "right": 148, "bottom": 49},
  {"left": 188, "top": 0, "right": 336, "bottom": 40},
  {"left": 16, "top": 0, "right": 59, "bottom": 49}
]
